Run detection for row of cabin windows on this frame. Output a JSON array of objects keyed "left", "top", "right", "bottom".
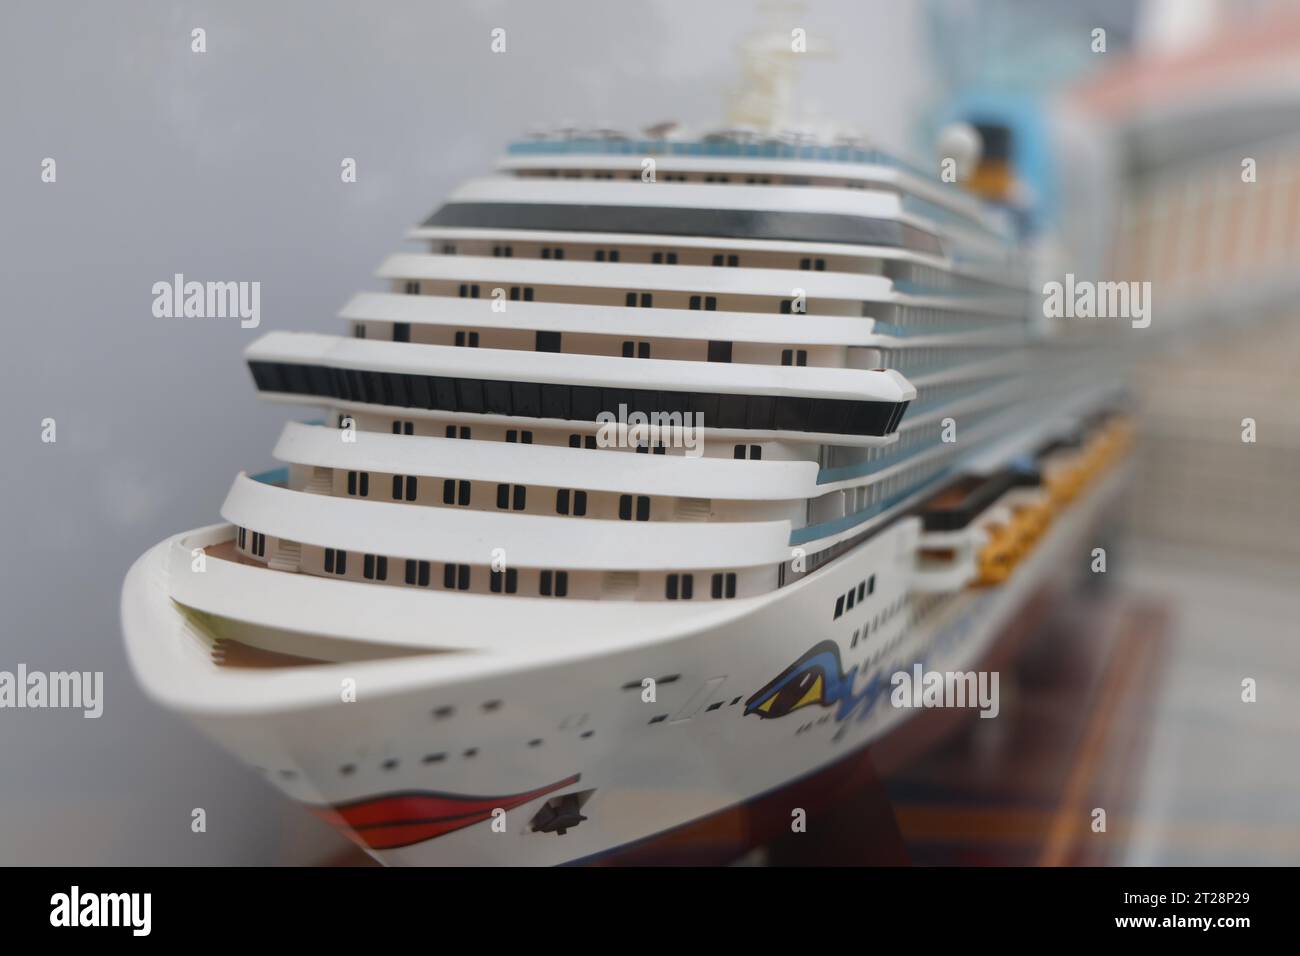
[
  {"left": 833, "top": 574, "right": 876, "bottom": 619},
  {"left": 437, "top": 244, "right": 831, "bottom": 272},
  {"left": 396, "top": 322, "right": 807, "bottom": 368},
  {"left": 413, "top": 282, "right": 815, "bottom": 318},
  {"left": 319, "top": 547, "right": 730, "bottom": 602},
  {"left": 665, "top": 573, "right": 744, "bottom": 600},
  {"left": 350, "top": 472, "right": 653, "bottom": 520},
  {"left": 238, "top": 532, "right": 741, "bottom": 602}
]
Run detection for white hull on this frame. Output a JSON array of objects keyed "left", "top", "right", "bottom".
[{"left": 123, "top": 461, "right": 1129, "bottom": 866}]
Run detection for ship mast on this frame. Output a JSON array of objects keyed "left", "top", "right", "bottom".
[{"left": 724, "top": 0, "right": 831, "bottom": 134}]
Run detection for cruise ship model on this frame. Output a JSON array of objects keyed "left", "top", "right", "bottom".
[{"left": 122, "top": 100, "right": 1134, "bottom": 864}]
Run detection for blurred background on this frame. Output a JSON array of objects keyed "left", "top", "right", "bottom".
[{"left": 1, "top": 0, "right": 1297, "bottom": 865}]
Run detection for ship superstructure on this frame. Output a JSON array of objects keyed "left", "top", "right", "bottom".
[{"left": 122, "top": 126, "right": 1131, "bottom": 865}]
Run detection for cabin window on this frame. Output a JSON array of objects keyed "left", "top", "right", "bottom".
[
  {"left": 392, "top": 420, "right": 414, "bottom": 435},
  {"left": 238, "top": 527, "right": 246, "bottom": 549},
  {"left": 798, "top": 258, "right": 826, "bottom": 271},
  {"left": 621, "top": 340, "right": 651, "bottom": 359},
  {"left": 625, "top": 292, "right": 653, "bottom": 307},
  {"left": 595, "top": 249, "right": 621, "bottom": 262},
  {"left": 666, "top": 573, "right": 694, "bottom": 600},
  {"left": 651, "top": 251, "right": 678, "bottom": 264},
  {"left": 689, "top": 295, "right": 717, "bottom": 310},
  {"left": 712, "top": 254, "right": 739, "bottom": 267},
  {"left": 393, "top": 322, "right": 411, "bottom": 343},
  {"left": 445, "top": 425, "right": 471, "bottom": 439},
  {"left": 541, "top": 247, "right": 565, "bottom": 260},
  {"left": 324, "top": 548, "right": 347, "bottom": 575},
  {"left": 539, "top": 570, "right": 569, "bottom": 597},
  {"left": 404, "top": 281, "right": 420, "bottom": 294},
  {"left": 711, "top": 572, "right": 737, "bottom": 599},
  {"left": 347, "top": 471, "right": 370, "bottom": 497},
  {"left": 363, "top": 554, "right": 388, "bottom": 581},
  {"left": 443, "top": 563, "right": 470, "bottom": 590},
  {"left": 405, "top": 559, "right": 431, "bottom": 587},
  {"left": 442, "top": 243, "right": 457, "bottom": 254},
  {"left": 508, "top": 286, "right": 535, "bottom": 301},
  {"left": 568, "top": 433, "right": 598, "bottom": 450},
  {"left": 492, "top": 245, "right": 513, "bottom": 257},
  {"left": 619, "top": 494, "right": 650, "bottom": 521},
  {"left": 505, "top": 430, "right": 534, "bottom": 444},
  {"left": 496, "top": 483, "right": 526, "bottom": 511},
  {"left": 555, "top": 488, "right": 588, "bottom": 516},
  {"left": 454, "top": 331, "right": 480, "bottom": 347},
  {"left": 707, "top": 341, "right": 732, "bottom": 363},
  {"left": 781, "top": 349, "right": 808, "bottom": 366},
  {"left": 443, "top": 479, "right": 470, "bottom": 506},
  {"left": 392, "top": 475, "right": 418, "bottom": 501},
  {"left": 457, "top": 284, "right": 481, "bottom": 298},
  {"left": 354, "top": 324, "right": 366, "bottom": 338},
  {"left": 490, "top": 568, "right": 519, "bottom": 594},
  {"left": 536, "top": 331, "right": 561, "bottom": 352}
]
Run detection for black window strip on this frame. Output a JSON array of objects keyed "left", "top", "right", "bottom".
[
  {"left": 245, "top": 361, "right": 903, "bottom": 437},
  {"left": 421, "top": 202, "right": 931, "bottom": 252}
]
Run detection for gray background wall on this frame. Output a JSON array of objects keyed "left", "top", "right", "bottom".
[{"left": 0, "top": 0, "right": 925, "bottom": 864}]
